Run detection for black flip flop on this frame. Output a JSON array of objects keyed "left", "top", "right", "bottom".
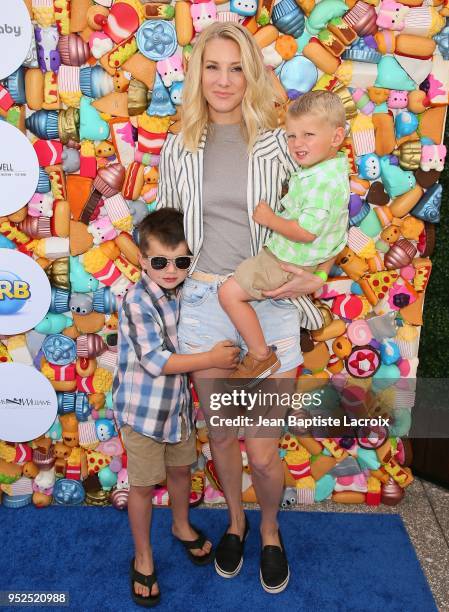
[
  {"left": 174, "top": 524, "right": 214, "bottom": 566},
  {"left": 130, "top": 558, "right": 161, "bottom": 608}
]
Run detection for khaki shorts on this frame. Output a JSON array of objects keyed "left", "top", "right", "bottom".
[
  {"left": 121, "top": 422, "right": 197, "bottom": 487},
  {"left": 233, "top": 248, "right": 294, "bottom": 300}
]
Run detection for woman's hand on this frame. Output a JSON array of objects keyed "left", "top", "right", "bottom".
[
  {"left": 253, "top": 201, "right": 276, "bottom": 228},
  {"left": 262, "top": 264, "right": 325, "bottom": 299}
]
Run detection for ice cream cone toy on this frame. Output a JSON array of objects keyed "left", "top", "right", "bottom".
[{"left": 80, "top": 163, "right": 125, "bottom": 224}]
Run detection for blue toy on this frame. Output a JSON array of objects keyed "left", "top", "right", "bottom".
[
  {"left": 57, "top": 392, "right": 76, "bottom": 415},
  {"left": 95, "top": 418, "right": 117, "bottom": 442},
  {"left": 46, "top": 417, "right": 62, "bottom": 441},
  {"left": 93, "top": 287, "right": 117, "bottom": 314},
  {"left": 136, "top": 20, "right": 177, "bottom": 61},
  {"left": 70, "top": 256, "right": 99, "bottom": 293},
  {"left": 35, "top": 312, "right": 72, "bottom": 334},
  {"left": 315, "top": 473, "right": 336, "bottom": 501},
  {"left": 53, "top": 479, "right": 85, "bottom": 505},
  {"left": 147, "top": 73, "right": 176, "bottom": 116},
  {"left": 272, "top": 0, "right": 305, "bottom": 38},
  {"left": 357, "top": 153, "right": 381, "bottom": 180},
  {"left": 79, "top": 96, "right": 110, "bottom": 141},
  {"left": 98, "top": 465, "right": 118, "bottom": 491},
  {"left": 394, "top": 111, "right": 418, "bottom": 139},
  {"left": 230, "top": 0, "right": 257, "bottom": 17},
  {"left": 410, "top": 183, "right": 442, "bottom": 223},
  {"left": 280, "top": 55, "right": 318, "bottom": 99},
  {"left": 380, "top": 339, "right": 400, "bottom": 365},
  {"left": 169, "top": 81, "right": 184, "bottom": 106},
  {"left": 49, "top": 287, "right": 70, "bottom": 313},
  {"left": 75, "top": 393, "right": 91, "bottom": 421},
  {"left": 42, "top": 334, "right": 77, "bottom": 366},
  {"left": 379, "top": 156, "right": 416, "bottom": 198}
]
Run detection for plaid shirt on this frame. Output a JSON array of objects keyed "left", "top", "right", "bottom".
[
  {"left": 112, "top": 273, "right": 192, "bottom": 443},
  {"left": 266, "top": 154, "right": 350, "bottom": 267}
]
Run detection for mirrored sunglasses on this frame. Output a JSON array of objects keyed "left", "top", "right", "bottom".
[{"left": 147, "top": 256, "right": 193, "bottom": 270}]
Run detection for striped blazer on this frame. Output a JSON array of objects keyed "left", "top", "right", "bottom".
[{"left": 155, "top": 128, "right": 323, "bottom": 331}]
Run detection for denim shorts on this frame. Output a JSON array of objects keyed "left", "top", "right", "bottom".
[{"left": 178, "top": 276, "right": 303, "bottom": 373}]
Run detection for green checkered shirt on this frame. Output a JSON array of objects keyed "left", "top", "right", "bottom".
[{"left": 266, "top": 154, "right": 350, "bottom": 266}]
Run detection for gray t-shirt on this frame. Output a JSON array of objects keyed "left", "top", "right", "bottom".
[{"left": 196, "top": 123, "right": 251, "bottom": 275}]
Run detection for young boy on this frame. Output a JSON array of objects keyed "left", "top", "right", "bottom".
[
  {"left": 218, "top": 90, "right": 350, "bottom": 383},
  {"left": 113, "top": 208, "right": 239, "bottom": 607}
]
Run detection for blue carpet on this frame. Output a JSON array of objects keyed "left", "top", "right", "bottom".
[{"left": 0, "top": 506, "right": 436, "bottom": 612}]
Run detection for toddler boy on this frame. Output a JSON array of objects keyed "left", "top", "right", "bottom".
[
  {"left": 113, "top": 208, "right": 239, "bottom": 606},
  {"left": 219, "top": 90, "right": 350, "bottom": 384}
]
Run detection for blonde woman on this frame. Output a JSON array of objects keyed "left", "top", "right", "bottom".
[{"left": 156, "top": 22, "right": 331, "bottom": 593}]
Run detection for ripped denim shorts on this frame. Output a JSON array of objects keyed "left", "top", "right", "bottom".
[{"left": 177, "top": 276, "right": 303, "bottom": 373}]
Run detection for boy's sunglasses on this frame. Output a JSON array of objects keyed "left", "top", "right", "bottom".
[{"left": 147, "top": 256, "right": 193, "bottom": 270}]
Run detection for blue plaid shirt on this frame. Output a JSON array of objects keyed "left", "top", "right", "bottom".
[{"left": 112, "top": 273, "right": 192, "bottom": 442}]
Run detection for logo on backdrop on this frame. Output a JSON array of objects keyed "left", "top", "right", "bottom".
[
  {"left": 0, "top": 249, "right": 51, "bottom": 335},
  {"left": 0, "top": 24, "right": 22, "bottom": 37},
  {"left": 0, "top": 122, "right": 39, "bottom": 217},
  {"left": 0, "top": 363, "right": 58, "bottom": 443},
  {"left": 0, "top": 270, "right": 31, "bottom": 315},
  {"left": 0, "top": 0, "right": 32, "bottom": 80}
]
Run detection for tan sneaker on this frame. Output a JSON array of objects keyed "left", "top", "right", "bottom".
[{"left": 228, "top": 348, "right": 280, "bottom": 388}]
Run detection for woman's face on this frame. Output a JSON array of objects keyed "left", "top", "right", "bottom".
[{"left": 201, "top": 38, "right": 247, "bottom": 124}]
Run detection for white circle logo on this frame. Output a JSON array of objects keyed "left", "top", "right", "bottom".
[
  {"left": 0, "top": 122, "right": 40, "bottom": 217},
  {"left": 0, "top": 249, "right": 52, "bottom": 335},
  {"left": 0, "top": 0, "right": 33, "bottom": 80},
  {"left": 0, "top": 363, "right": 58, "bottom": 442}
]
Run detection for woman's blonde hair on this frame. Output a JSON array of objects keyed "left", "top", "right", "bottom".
[{"left": 181, "top": 22, "right": 278, "bottom": 152}]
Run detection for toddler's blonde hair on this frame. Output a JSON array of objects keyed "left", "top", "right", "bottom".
[{"left": 288, "top": 91, "right": 346, "bottom": 128}]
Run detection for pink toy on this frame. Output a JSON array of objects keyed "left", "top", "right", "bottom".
[
  {"left": 347, "top": 319, "right": 373, "bottom": 346},
  {"left": 28, "top": 192, "right": 54, "bottom": 217},
  {"left": 335, "top": 472, "right": 367, "bottom": 492},
  {"left": 87, "top": 216, "right": 119, "bottom": 244},
  {"left": 376, "top": 0, "right": 409, "bottom": 31},
  {"left": 420, "top": 144, "right": 447, "bottom": 172},
  {"left": 204, "top": 483, "right": 225, "bottom": 504},
  {"left": 351, "top": 88, "right": 375, "bottom": 115},
  {"left": 89, "top": 31, "right": 114, "bottom": 59},
  {"left": 387, "top": 90, "right": 408, "bottom": 109},
  {"left": 116, "top": 467, "right": 129, "bottom": 490},
  {"left": 157, "top": 53, "right": 184, "bottom": 88},
  {"left": 98, "top": 437, "right": 124, "bottom": 456},
  {"left": 152, "top": 486, "right": 170, "bottom": 505},
  {"left": 190, "top": 0, "right": 217, "bottom": 33}
]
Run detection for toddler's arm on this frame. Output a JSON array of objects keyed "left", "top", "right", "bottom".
[
  {"left": 162, "top": 341, "right": 240, "bottom": 374},
  {"left": 123, "top": 303, "right": 238, "bottom": 378},
  {"left": 253, "top": 201, "right": 316, "bottom": 243}
]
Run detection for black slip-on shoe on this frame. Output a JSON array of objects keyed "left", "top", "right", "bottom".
[
  {"left": 260, "top": 530, "right": 290, "bottom": 594},
  {"left": 214, "top": 514, "right": 249, "bottom": 578}
]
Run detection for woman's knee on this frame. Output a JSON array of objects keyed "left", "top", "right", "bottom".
[{"left": 246, "top": 442, "right": 280, "bottom": 475}]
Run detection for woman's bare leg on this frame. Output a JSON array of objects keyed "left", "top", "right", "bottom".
[
  {"left": 192, "top": 369, "right": 246, "bottom": 538},
  {"left": 245, "top": 368, "right": 296, "bottom": 547}
]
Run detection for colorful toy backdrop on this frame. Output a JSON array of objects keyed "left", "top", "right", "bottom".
[{"left": 0, "top": 0, "right": 447, "bottom": 509}]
